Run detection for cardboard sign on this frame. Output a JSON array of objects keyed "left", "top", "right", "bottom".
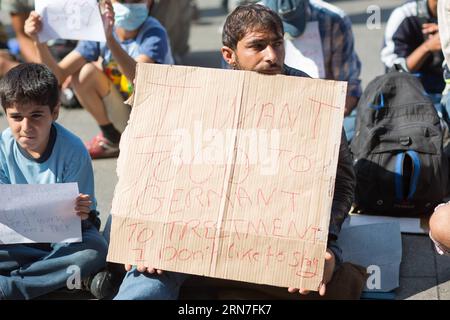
[{"left": 107, "top": 63, "right": 347, "bottom": 291}]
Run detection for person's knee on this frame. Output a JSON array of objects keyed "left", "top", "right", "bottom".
[
  {"left": 77, "top": 230, "right": 108, "bottom": 269},
  {"left": 73, "top": 244, "right": 108, "bottom": 277},
  {"left": 71, "top": 63, "right": 94, "bottom": 89},
  {"left": 72, "top": 63, "right": 107, "bottom": 95},
  {"left": 83, "top": 231, "right": 109, "bottom": 257},
  {"left": 430, "top": 204, "right": 450, "bottom": 248}
]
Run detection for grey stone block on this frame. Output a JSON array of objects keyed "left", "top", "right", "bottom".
[
  {"left": 400, "top": 234, "right": 436, "bottom": 277},
  {"left": 435, "top": 252, "right": 450, "bottom": 283},
  {"left": 396, "top": 277, "right": 438, "bottom": 300},
  {"left": 436, "top": 253, "right": 450, "bottom": 300},
  {"left": 438, "top": 280, "right": 450, "bottom": 300}
]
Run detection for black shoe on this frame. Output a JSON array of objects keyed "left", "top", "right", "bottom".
[
  {"left": 60, "top": 88, "right": 82, "bottom": 109},
  {"left": 86, "top": 264, "right": 126, "bottom": 300}
]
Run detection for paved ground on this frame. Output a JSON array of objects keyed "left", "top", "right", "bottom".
[{"left": 1, "top": 0, "right": 449, "bottom": 300}]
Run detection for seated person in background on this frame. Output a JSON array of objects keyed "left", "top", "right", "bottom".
[
  {"left": 0, "top": 50, "right": 19, "bottom": 78},
  {"left": 0, "top": 63, "right": 108, "bottom": 300},
  {"left": 262, "top": 0, "right": 362, "bottom": 142},
  {"left": 0, "top": 0, "right": 37, "bottom": 63},
  {"left": 381, "top": 0, "right": 444, "bottom": 100},
  {"left": 24, "top": 0, "right": 173, "bottom": 159},
  {"left": 151, "top": 0, "right": 195, "bottom": 63},
  {"left": 0, "top": 22, "right": 19, "bottom": 77},
  {"left": 0, "top": 1, "right": 83, "bottom": 108},
  {"left": 108, "top": 4, "right": 363, "bottom": 300}
]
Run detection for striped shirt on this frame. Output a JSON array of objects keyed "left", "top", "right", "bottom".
[{"left": 304, "top": 0, "right": 362, "bottom": 98}]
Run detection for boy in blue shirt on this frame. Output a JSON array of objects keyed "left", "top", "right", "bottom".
[
  {"left": 0, "top": 63, "right": 108, "bottom": 300},
  {"left": 24, "top": 0, "right": 173, "bottom": 159},
  {"left": 381, "top": 0, "right": 444, "bottom": 95}
]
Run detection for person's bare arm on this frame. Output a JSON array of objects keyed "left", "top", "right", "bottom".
[
  {"left": 24, "top": 11, "right": 86, "bottom": 85},
  {"left": 10, "top": 12, "right": 38, "bottom": 63},
  {"left": 102, "top": 0, "right": 154, "bottom": 83},
  {"left": 406, "top": 23, "right": 441, "bottom": 72},
  {"left": 106, "top": 39, "right": 154, "bottom": 82}
]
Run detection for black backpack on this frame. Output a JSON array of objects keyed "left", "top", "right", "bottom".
[{"left": 350, "top": 69, "right": 449, "bottom": 216}]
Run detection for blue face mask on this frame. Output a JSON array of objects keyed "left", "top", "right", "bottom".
[{"left": 113, "top": 3, "right": 148, "bottom": 31}]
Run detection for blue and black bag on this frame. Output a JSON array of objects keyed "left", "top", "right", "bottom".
[{"left": 350, "top": 69, "right": 449, "bottom": 216}]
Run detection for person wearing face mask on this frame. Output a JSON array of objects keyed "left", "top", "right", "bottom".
[
  {"left": 381, "top": 0, "right": 444, "bottom": 99},
  {"left": 24, "top": 0, "right": 174, "bottom": 159}
]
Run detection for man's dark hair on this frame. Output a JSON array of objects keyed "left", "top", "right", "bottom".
[
  {"left": 0, "top": 63, "right": 60, "bottom": 112},
  {"left": 222, "top": 4, "right": 284, "bottom": 50}
]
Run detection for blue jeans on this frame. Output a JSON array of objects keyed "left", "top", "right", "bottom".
[
  {"left": 103, "top": 214, "right": 112, "bottom": 244},
  {"left": 443, "top": 92, "right": 450, "bottom": 117},
  {"left": 0, "top": 220, "right": 108, "bottom": 300},
  {"left": 114, "top": 267, "right": 189, "bottom": 300},
  {"left": 343, "top": 109, "right": 357, "bottom": 142}
]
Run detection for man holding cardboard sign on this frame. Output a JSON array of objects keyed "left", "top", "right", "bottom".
[{"left": 107, "top": 4, "right": 359, "bottom": 300}]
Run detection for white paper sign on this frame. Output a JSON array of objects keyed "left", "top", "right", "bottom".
[
  {"left": 35, "top": 0, "right": 106, "bottom": 43},
  {"left": 284, "top": 21, "right": 325, "bottom": 79},
  {"left": 0, "top": 183, "right": 82, "bottom": 244}
]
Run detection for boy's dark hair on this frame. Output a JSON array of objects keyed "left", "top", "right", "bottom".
[
  {"left": 0, "top": 63, "right": 60, "bottom": 112},
  {"left": 222, "top": 4, "right": 284, "bottom": 50}
]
